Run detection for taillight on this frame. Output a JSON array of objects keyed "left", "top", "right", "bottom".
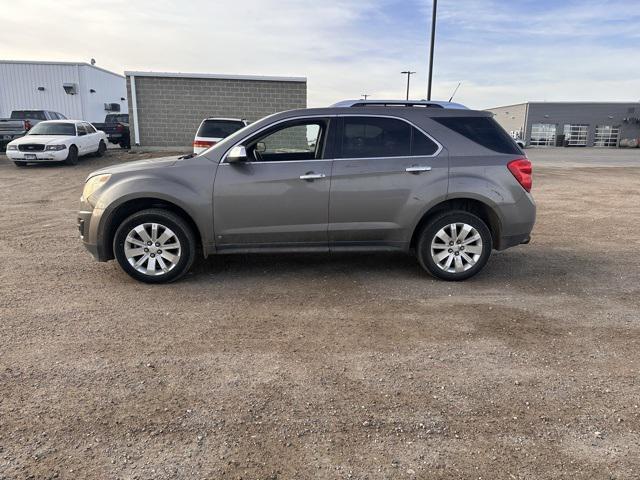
[
  {"left": 507, "top": 158, "right": 532, "bottom": 192},
  {"left": 24, "top": 120, "right": 32, "bottom": 131},
  {"left": 193, "top": 140, "right": 216, "bottom": 149}
]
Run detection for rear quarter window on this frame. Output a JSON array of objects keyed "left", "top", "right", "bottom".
[{"left": 433, "top": 116, "right": 521, "bottom": 154}]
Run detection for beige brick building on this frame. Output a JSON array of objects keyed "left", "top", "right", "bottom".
[{"left": 125, "top": 71, "right": 307, "bottom": 149}]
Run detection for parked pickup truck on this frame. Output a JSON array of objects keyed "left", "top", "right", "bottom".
[
  {"left": 0, "top": 110, "right": 67, "bottom": 150},
  {"left": 93, "top": 114, "right": 130, "bottom": 149}
]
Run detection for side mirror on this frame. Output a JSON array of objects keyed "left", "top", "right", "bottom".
[
  {"left": 227, "top": 145, "right": 248, "bottom": 163},
  {"left": 256, "top": 141, "right": 266, "bottom": 153}
]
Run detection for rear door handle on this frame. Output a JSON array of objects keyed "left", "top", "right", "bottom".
[
  {"left": 299, "top": 172, "right": 326, "bottom": 181},
  {"left": 405, "top": 166, "right": 432, "bottom": 174}
]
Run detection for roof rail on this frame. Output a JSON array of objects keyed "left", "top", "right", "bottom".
[{"left": 330, "top": 99, "right": 468, "bottom": 109}]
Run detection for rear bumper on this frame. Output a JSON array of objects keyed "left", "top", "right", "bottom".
[{"left": 495, "top": 192, "right": 536, "bottom": 250}]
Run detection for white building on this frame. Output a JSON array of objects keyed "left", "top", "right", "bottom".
[{"left": 0, "top": 60, "right": 127, "bottom": 123}]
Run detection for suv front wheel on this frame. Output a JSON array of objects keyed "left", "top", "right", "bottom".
[
  {"left": 417, "top": 211, "right": 492, "bottom": 281},
  {"left": 113, "top": 209, "right": 196, "bottom": 283}
]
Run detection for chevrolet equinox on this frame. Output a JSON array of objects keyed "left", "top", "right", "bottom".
[{"left": 78, "top": 100, "right": 535, "bottom": 283}]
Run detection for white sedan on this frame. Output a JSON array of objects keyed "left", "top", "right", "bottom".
[{"left": 6, "top": 120, "right": 107, "bottom": 166}]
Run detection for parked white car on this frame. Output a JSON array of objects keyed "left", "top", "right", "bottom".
[
  {"left": 193, "top": 117, "right": 248, "bottom": 154},
  {"left": 6, "top": 120, "right": 107, "bottom": 167}
]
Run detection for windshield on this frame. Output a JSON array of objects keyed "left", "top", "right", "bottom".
[
  {"left": 106, "top": 114, "right": 128, "bottom": 123},
  {"left": 11, "top": 110, "right": 46, "bottom": 120},
  {"left": 28, "top": 122, "right": 76, "bottom": 136},
  {"left": 197, "top": 119, "right": 245, "bottom": 138}
]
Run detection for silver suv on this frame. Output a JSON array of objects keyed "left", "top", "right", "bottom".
[{"left": 78, "top": 101, "right": 535, "bottom": 283}]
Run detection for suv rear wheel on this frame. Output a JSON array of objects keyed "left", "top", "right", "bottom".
[
  {"left": 417, "top": 211, "right": 492, "bottom": 281},
  {"left": 113, "top": 209, "right": 196, "bottom": 283}
]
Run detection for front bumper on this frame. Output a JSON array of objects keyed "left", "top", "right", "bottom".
[
  {"left": 78, "top": 198, "right": 109, "bottom": 261},
  {"left": 7, "top": 149, "right": 68, "bottom": 162}
]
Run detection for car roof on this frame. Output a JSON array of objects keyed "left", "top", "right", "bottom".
[
  {"left": 203, "top": 117, "right": 245, "bottom": 122},
  {"left": 330, "top": 99, "right": 469, "bottom": 109},
  {"left": 36, "top": 119, "right": 85, "bottom": 124}
]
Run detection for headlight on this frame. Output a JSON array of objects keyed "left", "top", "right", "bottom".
[
  {"left": 45, "top": 144, "right": 67, "bottom": 151},
  {"left": 7, "top": 145, "right": 17, "bottom": 150},
  {"left": 82, "top": 174, "right": 112, "bottom": 200}
]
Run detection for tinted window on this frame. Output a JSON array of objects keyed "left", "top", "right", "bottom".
[
  {"left": 84, "top": 123, "right": 96, "bottom": 133},
  {"left": 11, "top": 111, "right": 47, "bottom": 120},
  {"left": 433, "top": 116, "right": 521, "bottom": 154},
  {"left": 245, "top": 121, "right": 325, "bottom": 162},
  {"left": 412, "top": 128, "right": 439, "bottom": 155},
  {"left": 27, "top": 122, "right": 76, "bottom": 136},
  {"left": 198, "top": 120, "right": 245, "bottom": 139},
  {"left": 106, "top": 114, "right": 128, "bottom": 123},
  {"left": 341, "top": 117, "right": 411, "bottom": 158},
  {"left": 76, "top": 124, "right": 87, "bottom": 136}
]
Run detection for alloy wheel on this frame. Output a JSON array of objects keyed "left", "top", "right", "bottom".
[
  {"left": 124, "top": 223, "right": 182, "bottom": 276},
  {"left": 430, "top": 222, "right": 483, "bottom": 273}
]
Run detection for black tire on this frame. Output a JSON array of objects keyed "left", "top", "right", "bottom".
[
  {"left": 65, "top": 145, "right": 79, "bottom": 165},
  {"left": 14, "top": 161, "right": 27, "bottom": 167},
  {"left": 113, "top": 209, "right": 196, "bottom": 284},
  {"left": 416, "top": 211, "right": 492, "bottom": 281},
  {"left": 96, "top": 140, "right": 107, "bottom": 157}
]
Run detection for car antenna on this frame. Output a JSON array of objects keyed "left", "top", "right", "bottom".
[{"left": 448, "top": 82, "right": 462, "bottom": 102}]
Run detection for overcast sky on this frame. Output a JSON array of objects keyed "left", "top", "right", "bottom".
[{"left": 2, "top": 0, "right": 639, "bottom": 109}]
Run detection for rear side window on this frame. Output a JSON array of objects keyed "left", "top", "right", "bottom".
[
  {"left": 198, "top": 120, "right": 245, "bottom": 139},
  {"left": 340, "top": 117, "right": 439, "bottom": 158},
  {"left": 433, "top": 116, "right": 521, "bottom": 154},
  {"left": 341, "top": 117, "right": 410, "bottom": 158}
]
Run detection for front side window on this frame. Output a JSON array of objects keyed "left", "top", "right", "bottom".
[
  {"left": 84, "top": 123, "right": 96, "bottom": 133},
  {"left": 245, "top": 120, "right": 326, "bottom": 162},
  {"left": 76, "top": 124, "right": 87, "bottom": 136}
]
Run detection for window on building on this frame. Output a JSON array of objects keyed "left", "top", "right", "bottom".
[
  {"left": 563, "top": 124, "right": 589, "bottom": 146},
  {"left": 530, "top": 123, "right": 557, "bottom": 147},
  {"left": 594, "top": 125, "right": 620, "bottom": 147}
]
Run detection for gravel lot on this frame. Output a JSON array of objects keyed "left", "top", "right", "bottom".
[{"left": 1, "top": 148, "right": 639, "bottom": 479}]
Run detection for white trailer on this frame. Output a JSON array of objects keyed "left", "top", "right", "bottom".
[{"left": 0, "top": 60, "right": 127, "bottom": 123}]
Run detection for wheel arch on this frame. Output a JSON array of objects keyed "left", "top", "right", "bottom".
[
  {"left": 100, "top": 197, "right": 204, "bottom": 261},
  {"left": 409, "top": 197, "right": 503, "bottom": 250}
]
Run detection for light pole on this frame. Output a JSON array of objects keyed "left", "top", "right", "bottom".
[
  {"left": 401, "top": 71, "right": 416, "bottom": 100},
  {"left": 427, "top": 0, "right": 438, "bottom": 100},
  {"left": 361, "top": 94, "right": 370, "bottom": 100}
]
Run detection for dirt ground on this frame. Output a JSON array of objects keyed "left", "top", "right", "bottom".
[{"left": 1, "top": 148, "right": 639, "bottom": 480}]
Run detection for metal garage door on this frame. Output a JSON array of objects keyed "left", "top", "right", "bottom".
[
  {"left": 594, "top": 125, "right": 620, "bottom": 147},
  {"left": 529, "top": 123, "right": 556, "bottom": 147},
  {"left": 563, "top": 124, "right": 589, "bottom": 146}
]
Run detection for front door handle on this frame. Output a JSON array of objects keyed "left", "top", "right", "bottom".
[
  {"left": 299, "top": 172, "right": 326, "bottom": 181},
  {"left": 405, "top": 166, "right": 432, "bottom": 174}
]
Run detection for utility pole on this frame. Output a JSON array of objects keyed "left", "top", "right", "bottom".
[
  {"left": 427, "top": 0, "right": 438, "bottom": 100},
  {"left": 401, "top": 71, "right": 416, "bottom": 100},
  {"left": 361, "top": 94, "right": 370, "bottom": 100}
]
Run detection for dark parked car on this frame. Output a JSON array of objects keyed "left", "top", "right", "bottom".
[
  {"left": 94, "top": 114, "right": 130, "bottom": 149},
  {"left": 78, "top": 100, "right": 535, "bottom": 283},
  {"left": 0, "top": 110, "right": 67, "bottom": 150}
]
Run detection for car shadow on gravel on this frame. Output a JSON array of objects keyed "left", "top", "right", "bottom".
[{"left": 183, "top": 246, "right": 604, "bottom": 289}]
